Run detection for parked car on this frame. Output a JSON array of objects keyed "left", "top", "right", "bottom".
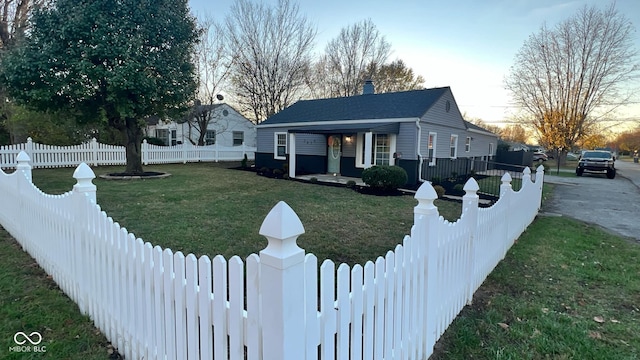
[
  {"left": 566, "top": 152, "right": 578, "bottom": 161},
  {"left": 533, "top": 152, "right": 548, "bottom": 161},
  {"left": 576, "top": 150, "right": 615, "bottom": 179}
]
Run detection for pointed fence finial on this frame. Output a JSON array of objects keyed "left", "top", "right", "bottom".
[
  {"left": 259, "top": 201, "right": 305, "bottom": 269},
  {"left": 73, "top": 162, "right": 96, "bottom": 203},
  {"left": 16, "top": 151, "right": 32, "bottom": 181},
  {"left": 501, "top": 172, "right": 512, "bottom": 185},
  {"left": 415, "top": 181, "right": 438, "bottom": 211},
  {"left": 463, "top": 177, "right": 479, "bottom": 195}
]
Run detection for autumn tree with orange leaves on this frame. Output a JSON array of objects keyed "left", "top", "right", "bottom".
[{"left": 505, "top": 3, "right": 639, "bottom": 161}]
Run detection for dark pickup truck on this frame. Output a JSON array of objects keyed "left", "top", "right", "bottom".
[{"left": 576, "top": 150, "right": 616, "bottom": 179}]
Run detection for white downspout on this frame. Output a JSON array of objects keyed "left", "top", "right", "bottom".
[{"left": 416, "top": 119, "right": 425, "bottom": 182}]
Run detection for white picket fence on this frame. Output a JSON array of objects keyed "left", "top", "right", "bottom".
[
  {"left": 0, "top": 152, "right": 544, "bottom": 360},
  {"left": 0, "top": 137, "right": 256, "bottom": 169}
]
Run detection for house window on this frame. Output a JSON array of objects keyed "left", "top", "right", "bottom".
[
  {"left": 465, "top": 136, "right": 471, "bottom": 152},
  {"left": 428, "top": 132, "right": 437, "bottom": 166},
  {"left": 205, "top": 130, "right": 216, "bottom": 145},
  {"left": 374, "top": 134, "right": 390, "bottom": 165},
  {"left": 450, "top": 134, "right": 458, "bottom": 158},
  {"left": 171, "top": 130, "right": 177, "bottom": 146},
  {"left": 274, "top": 132, "right": 287, "bottom": 160},
  {"left": 155, "top": 129, "right": 169, "bottom": 146},
  {"left": 233, "top": 131, "right": 244, "bottom": 146},
  {"left": 356, "top": 133, "right": 396, "bottom": 167}
]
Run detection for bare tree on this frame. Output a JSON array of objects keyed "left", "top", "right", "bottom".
[
  {"left": 505, "top": 3, "right": 639, "bottom": 158},
  {"left": 500, "top": 124, "right": 529, "bottom": 144},
  {"left": 365, "top": 59, "right": 425, "bottom": 93},
  {"left": 323, "top": 19, "right": 391, "bottom": 97},
  {"left": 0, "top": 0, "right": 50, "bottom": 49},
  {"left": 303, "top": 55, "right": 336, "bottom": 99},
  {"left": 182, "top": 16, "right": 233, "bottom": 145},
  {"left": 223, "top": 0, "right": 316, "bottom": 124}
]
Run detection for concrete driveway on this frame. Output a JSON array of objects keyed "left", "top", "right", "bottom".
[{"left": 542, "top": 159, "right": 640, "bottom": 241}]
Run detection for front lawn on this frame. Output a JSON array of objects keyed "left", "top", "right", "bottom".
[{"left": 29, "top": 162, "right": 461, "bottom": 265}]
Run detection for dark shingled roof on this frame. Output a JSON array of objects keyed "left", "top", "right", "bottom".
[
  {"left": 464, "top": 120, "right": 496, "bottom": 135},
  {"left": 260, "top": 87, "right": 450, "bottom": 125}
]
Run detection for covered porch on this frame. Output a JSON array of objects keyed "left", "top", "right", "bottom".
[{"left": 286, "top": 122, "right": 400, "bottom": 179}]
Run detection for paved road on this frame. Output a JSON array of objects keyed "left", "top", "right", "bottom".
[{"left": 542, "top": 159, "right": 640, "bottom": 241}]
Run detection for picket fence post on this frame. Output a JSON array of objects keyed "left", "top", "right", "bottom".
[
  {"left": 142, "top": 139, "right": 148, "bottom": 165},
  {"left": 15, "top": 151, "right": 32, "bottom": 241},
  {"left": 500, "top": 173, "right": 513, "bottom": 255},
  {"left": 25, "top": 137, "right": 34, "bottom": 164},
  {"left": 535, "top": 165, "right": 545, "bottom": 210},
  {"left": 258, "top": 201, "right": 306, "bottom": 360},
  {"left": 413, "top": 181, "right": 440, "bottom": 355},
  {"left": 72, "top": 163, "right": 97, "bottom": 315},
  {"left": 73, "top": 163, "right": 97, "bottom": 203},
  {"left": 462, "top": 178, "right": 479, "bottom": 305},
  {"left": 91, "top": 138, "right": 98, "bottom": 166},
  {"left": 16, "top": 151, "right": 32, "bottom": 182}
]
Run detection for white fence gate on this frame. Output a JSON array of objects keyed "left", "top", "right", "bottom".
[
  {"left": 0, "top": 138, "right": 256, "bottom": 169},
  {"left": 0, "top": 151, "right": 544, "bottom": 359}
]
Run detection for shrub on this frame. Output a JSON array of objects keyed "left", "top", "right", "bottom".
[
  {"left": 310, "top": 177, "right": 318, "bottom": 183},
  {"left": 433, "top": 185, "right": 445, "bottom": 198},
  {"left": 143, "top": 136, "right": 166, "bottom": 146},
  {"left": 361, "top": 165, "right": 408, "bottom": 191},
  {"left": 272, "top": 168, "right": 283, "bottom": 178},
  {"left": 430, "top": 176, "right": 442, "bottom": 185},
  {"left": 346, "top": 180, "right": 356, "bottom": 189},
  {"left": 453, "top": 184, "right": 464, "bottom": 192}
]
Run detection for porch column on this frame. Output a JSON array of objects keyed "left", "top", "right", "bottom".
[
  {"left": 288, "top": 132, "right": 296, "bottom": 178},
  {"left": 364, "top": 131, "right": 373, "bottom": 168}
]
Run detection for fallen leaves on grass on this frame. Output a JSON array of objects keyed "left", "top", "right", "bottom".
[
  {"left": 498, "top": 322, "right": 509, "bottom": 330},
  {"left": 589, "top": 331, "right": 602, "bottom": 339},
  {"left": 593, "top": 316, "right": 605, "bottom": 323}
]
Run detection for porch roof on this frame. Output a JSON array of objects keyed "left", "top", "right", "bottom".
[{"left": 287, "top": 122, "right": 399, "bottom": 134}]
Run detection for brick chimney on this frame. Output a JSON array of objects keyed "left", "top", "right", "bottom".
[{"left": 363, "top": 79, "right": 375, "bottom": 95}]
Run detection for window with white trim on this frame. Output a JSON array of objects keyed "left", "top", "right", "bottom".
[
  {"left": 428, "top": 132, "right": 437, "bottom": 166},
  {"left": 205, "top": 130, "right": 216, "bottom": 145},
  {"left": 274, "top": 132, "right": 287, "bottom": 160},
  {"left": 450, "top": 134, "right": 458, "bottom": 158},
  {"left": 156, "top": 129, "right": 169, "bottom": 145},
  {"left": 465, "top": 136, "right": 471, "bottom": 152},
  {"left": 356, "top": 133, "right": 396, "bottom": 167},
  {"left": 232, "top": 131, "right": 244, "bottom": 146}
]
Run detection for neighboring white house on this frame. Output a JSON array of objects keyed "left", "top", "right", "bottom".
[{"left": 145, "top": 103, "right": 256, "bottom": 147}]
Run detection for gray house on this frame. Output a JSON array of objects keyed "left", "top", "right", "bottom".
[{"left": 256, "top": 84, "right": 498, "bottom": 186}]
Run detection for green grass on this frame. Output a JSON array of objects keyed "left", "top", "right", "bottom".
[
  {"left": 3, "top": 162, "right": 638, "bottom": 359},
  {"left": 0, "top": 227, "right": 113, "bottom": 359},
  {"left": 28, "top": 163, "right": 461, "bottom": 265},
  {"left": 431, "top": 216, "right": 640, "bottom": 359}
]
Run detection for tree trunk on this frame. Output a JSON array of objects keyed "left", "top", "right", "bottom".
[
  {"left": 121, "top": 118, "right": 144, "bottom": 174},
  {"left": 197, "top": 131, "right": 206, "bottom": 146}
]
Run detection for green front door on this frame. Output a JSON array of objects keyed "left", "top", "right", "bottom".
[{"left": 327, "top": 135, "right": 341, "bottom": 174}]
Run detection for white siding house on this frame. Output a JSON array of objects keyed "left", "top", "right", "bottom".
[{"left": 146, "top": 104, "right": 256, "bottom": 148}]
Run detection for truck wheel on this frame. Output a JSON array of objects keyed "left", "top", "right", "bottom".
[
  {"left": 576, "top": 169, "right": 583, "bottom": 176},
  {"left": 607, "top": 169, "right": 616, "bottom": 179}
]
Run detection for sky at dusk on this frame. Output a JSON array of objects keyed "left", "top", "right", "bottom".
[{"left": 188, "top": 0, "right": 640, "bottom": 128}]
